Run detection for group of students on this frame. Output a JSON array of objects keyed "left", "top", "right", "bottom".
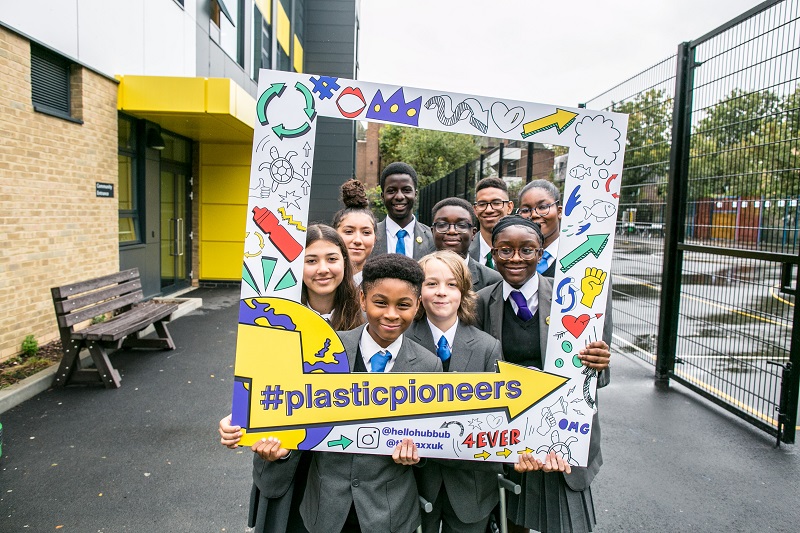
[{"left": 219, "top": 162, "right": 612, "bottom": 533}]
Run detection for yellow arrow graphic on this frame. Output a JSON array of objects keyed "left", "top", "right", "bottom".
[
  {"left": 233, "top": 299, "right": 567, "bottom": 447},
  {"left": 474, "top": 450, "right": 491, "bottom": 460},
  {"left": 521, "top": 108, "right": 578, "bottom": 138},
  {"left": 496, "top": 448, "right": 512, "bottom": 458},
  {"left": 517, "top": 447, "right": 535, "bottom": 455}
]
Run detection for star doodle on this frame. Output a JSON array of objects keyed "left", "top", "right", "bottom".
[
  {"left": 279, "top": 190, "right": 302, "bottom": 210},
  {"left": 467, "top": 418, "right": 483, "bottom": 431}
]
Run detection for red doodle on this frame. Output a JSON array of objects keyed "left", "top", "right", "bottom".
[
  {"left": 604, "top": 173, "right": 618, "bottom": 192},
  {"left": 252, "top": 207, "right": 303, "bottom": 262},
  {"left": 562, "top": 314, "right": 591, "bottom": 338}
]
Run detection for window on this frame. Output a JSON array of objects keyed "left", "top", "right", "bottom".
[
  {"left": 212, "top": 0, "right": 243, "bottom": 66},
  {"left": 31, "top": 43, "right": 79, "bottom": 122},
  {"left": 118, "top": 115, "right": 140, "bottom": 244},
  {"left": 252, "top": 0, "right": 272, "bottom": 80}
]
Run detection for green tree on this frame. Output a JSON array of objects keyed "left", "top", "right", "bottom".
[{"left": 378, "top": 125, "right": 481, "bottom": 187}]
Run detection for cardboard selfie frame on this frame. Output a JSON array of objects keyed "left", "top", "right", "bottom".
[{"left": 231, "top": 69, "right": 628, "bottom": 465}]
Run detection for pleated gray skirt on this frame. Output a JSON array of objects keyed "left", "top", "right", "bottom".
[{"left": 506, "top": 470, "right": 596, "bottom": 533}]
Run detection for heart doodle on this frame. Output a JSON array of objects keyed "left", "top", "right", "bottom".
[
  {"left": 490, "top": 102, "right": 526, "bottom": 133},
  {"left": 486, "top": 414, "right": 503, "bottom": 429},
  {"left": 562, "top": 314, "right": 591, "bottom": 338}
]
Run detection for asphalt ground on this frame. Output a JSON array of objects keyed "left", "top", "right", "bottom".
[{"left": 0, "top": 287, "right": 797, "bottom": 532}]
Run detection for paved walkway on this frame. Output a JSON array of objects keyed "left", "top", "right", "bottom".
[{"left": 0, "top": 287, "right": 797, "bottom": 532}]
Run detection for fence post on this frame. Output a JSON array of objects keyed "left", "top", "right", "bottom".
[
  {"left": 783, "top": 265, "right": 800, "bottom": 443},
  {"left": 655, "top": 42, "right": 694, "bottom": 382},
  {"left": 498, "top": 143, "right": 504, "bottom": 179}
]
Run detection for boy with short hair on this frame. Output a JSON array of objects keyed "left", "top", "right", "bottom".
[
  {"left": 299, "top": 254, "right": 442, "bottom": 533},
  {"left": 430, "top": 197, "right": 502, "bottom": 292},
  {"left": 372, "top": 162, "right": 436, "bottom": 259},
  {"left": 469, "top": 177, "right": 514, "bottom": 268}
]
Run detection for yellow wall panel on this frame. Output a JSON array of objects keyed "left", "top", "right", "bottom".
[
  {"left": 200, "top": 241, "right": 246, "bottom": 280},
  {"left": 277, "top": 1, "right": 290, "bottom": 54},
  {"left": 201, "top": 143, "right": 253, "bottom": 165},
  {"left": 255, "top": 0, "right": 271, "bottom": 24},
  {"left": 200, "top": 166, "right": 251, "bottom": 204},
  {"left": 201, "top": 204, "right": 248, "bottom": 241},
  {"left": 293, "top": 36, "right": 304, "bottom": 73}
]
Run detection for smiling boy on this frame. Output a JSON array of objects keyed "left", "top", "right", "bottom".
[
  {"left": 468, "top": 177, "right": 515, "bottom": 268},
  {"left": 430, "top": 197, "right": 502, "bottom": 292},
  {"left": 299, "top": 254, "right": 442, "bottom": 533},
  {"left": 371, "top": 162, "right": 436, "bottom": 259}
]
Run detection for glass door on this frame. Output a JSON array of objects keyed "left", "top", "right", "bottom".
[{"left": 160, "top": 166, "right": 190, "bottom": 291}]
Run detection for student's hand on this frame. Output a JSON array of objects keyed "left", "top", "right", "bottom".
[
  {"left": 578, "top": 341, "right": 610, "bottom": 371},
  {"left": 513, "top": 453, "right": 543, "bottom": 473},
  {"left": 251, "top": 437, "right": 291, "bottom": 462},
  {"left": 219, "top": 414, "right": 242, "bottom": 449},
  {"left": 541, "top": 451, "right": 572, "bottom": 474},
  {"left": 392, "top": 438, "right": 420, "bottom": 466}
]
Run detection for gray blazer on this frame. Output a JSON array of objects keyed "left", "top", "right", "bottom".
[
  {"left": 476, "top": 277, "right": 610, "bottom": 491},
  {"left": 468, "top": 234, "right": 484, "bottom": 263},
  {"left": 405, "top": 320, "right": 504, "bottom": 524},
  {"left": 468, "top": 256, "right": 502, "bottom": 292},
  {"left": 372, "top": 218, "right": 436, "bottom": 260},
  {"left": 299, "top": 325, "right": 442, "bottom": 533}
]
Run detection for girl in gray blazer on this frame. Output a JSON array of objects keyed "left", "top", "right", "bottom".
[{"left": 475, "top": 216, "right": 611, "bottom": 533}]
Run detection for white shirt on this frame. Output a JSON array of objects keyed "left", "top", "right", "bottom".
[
  {"left": 542, "top": 237, "right": 559, "bottom": 270},
  {"left": 502, "top": 275, "right": 540, "bottom": 317},
  {"left": 385, "top": 216, "right": 416, "bottom": 258},
  {"left": 427, "top": 317, "right": 458, "bottom": 354},
  {"left": 353, "top": 270, "right": 363, "bottom": 286},
  {"left": 359, "top": 325, "right": 403, "bottom": 372},
  {"left": 306, "top": 303, "right": 333, "bottom": 323},
  {"left": 478, "top": 233, "right": 493, "bottom": 264}
]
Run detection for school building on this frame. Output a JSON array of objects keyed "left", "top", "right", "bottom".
[{"left": 0, "top": 0, "right": 360, "bottom": 359}]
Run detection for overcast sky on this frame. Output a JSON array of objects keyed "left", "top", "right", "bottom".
[{"left": 358, "top": 0, "right": 763, "bottom": 108}]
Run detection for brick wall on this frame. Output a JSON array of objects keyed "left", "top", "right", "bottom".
[{"left": 0, "top": 26, "right": 119, "bottom": 360}]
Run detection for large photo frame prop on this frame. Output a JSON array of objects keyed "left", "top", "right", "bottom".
[{"left": 232, "top": 70, "right": 628, "bottom": 465}]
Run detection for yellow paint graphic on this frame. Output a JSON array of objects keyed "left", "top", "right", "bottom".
[
  {"left": 243, "top": 231, "right": 266, "bottom": 258},
  {"left": 234, "top": 299, "right": 568, "bottom": 447},
  {"left": 474, "top": 450, "right": 491, "bottom": 460},
  {"left": 518, "top": 447, "right": 535, "bottom": 455},
  {"left": 278, "top": 207, "right": 307, "bottom": 231},
  {"left": 496, "top": 448, "right": 512, "bottom": 458},
  {"left": 521, "top": 108, "right": 579, "bottom": 137}
]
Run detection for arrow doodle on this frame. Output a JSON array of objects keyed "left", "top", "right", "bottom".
[
  {"left": 555, "top": 277, "right": 578, "bottom": 313},
  {"left": 327, "top": 435, "right": 353, "bottom": 449},
  {"left": 256, "top": 83, "right": 286, "bottom": 125},
  {"left": 559, "top": 234, "right": 609, "bottom": 273},
  {"left": 474, "top": 450, "right": 491, "bottom": 460},
  {"left": 303, "top": 142, "right": 312, "bottom": 157},
  {"left": 521, "top": 108, "right": 579, "bottom": 138},
  {"left": 496, "top": 448, "right": 512, "bottom": 458}
]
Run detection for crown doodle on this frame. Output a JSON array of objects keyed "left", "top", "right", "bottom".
[{"left": 365, "top": 88, "right": 422, "bottom": 127}]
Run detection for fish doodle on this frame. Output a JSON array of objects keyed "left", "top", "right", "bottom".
[{"left": 582, "top": 199, "right": 616, "bottom": 222}]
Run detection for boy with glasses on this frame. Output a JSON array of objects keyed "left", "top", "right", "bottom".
[{"left": 469, "top": 177, "right": 514, "bottom": 269}]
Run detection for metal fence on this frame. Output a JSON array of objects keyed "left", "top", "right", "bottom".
[
  {"left": 588, "top": 0, "right": 798, "bottom": 443},
  {"left": 419, "top": 0, "right": 799, "bottom": 442}
]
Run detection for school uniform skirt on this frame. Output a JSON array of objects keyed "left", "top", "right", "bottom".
[{"left": 506, "top": 469, "right": 596, "bottom": 533}]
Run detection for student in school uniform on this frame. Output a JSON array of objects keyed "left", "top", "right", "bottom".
[
  {"left": 371, "top": 162, "right": 435, "bottom": 260},
  {"left": 332, "top": 179, "right": 377, "bottom": 286},
  {"left": 404, "top": 250, "right": 503, "bottom": 533},
  {"left": 243, "top": 254, "right": 441, "bottom": 533},
  {"left": 218, "top": 224, "right": 363, "bottom": 533},
  {"left": 516, "top": 180, "right": 612, "bottom": 386},
  {"left": 475, "top": 216, "right": 611, "bottom": 533},
  {"left": 428, "top": 197, "right": 502, "bottom": 292},
  {"left": 468, "top": 177, "right": 515, "bottom": 269}
]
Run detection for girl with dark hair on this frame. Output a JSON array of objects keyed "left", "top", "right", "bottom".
[
  {"left": 218, "top": 225, "right": 362, "bottom": 533},
  {"left": 405, "top": 250, "right": 504, "bottom": 533},
  {"left": 332, "top": 179, "right": 377, "bottom": 284},
  {"left": 302, "top": 224, "right": 363, "bottom": 330},
  {"left": 475, "top": 215, "right": 611, "bottom": 533},
  {"left": 516, "top": 179, "right": 562, "bottom": 277}
]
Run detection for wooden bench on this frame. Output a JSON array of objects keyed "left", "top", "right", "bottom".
[{"left": 50, "top": 268, "right": 180, "bottom": 388}]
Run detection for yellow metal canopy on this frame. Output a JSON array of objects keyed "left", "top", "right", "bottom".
[{"left": 117, "top": 75, "right": 255, "bottom": 143}]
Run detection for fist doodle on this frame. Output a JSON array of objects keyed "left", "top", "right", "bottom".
[{"left": 580, "top": 267, "right": 607, "bottom": 308}]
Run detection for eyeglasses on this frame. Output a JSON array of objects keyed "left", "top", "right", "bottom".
[
  {"left": 494, "top": 247, "right": 541, "bottom": 261},
  {"left": 473, "top": 199, "right": 511, "bottom": 211},
  {"left": 432, "top": 221, "right": 473, "bottom": 234},
  {"left": 516, "top": 202, "right": 558, "bottom": 218}
]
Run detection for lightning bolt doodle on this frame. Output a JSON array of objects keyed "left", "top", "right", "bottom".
[{"left": 278, "top": 207, "right": 307, "bottom": 232}]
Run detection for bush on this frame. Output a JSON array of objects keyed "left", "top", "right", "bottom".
[{"left": 20, "top": 335, "right": 38, "bottom": 358}]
